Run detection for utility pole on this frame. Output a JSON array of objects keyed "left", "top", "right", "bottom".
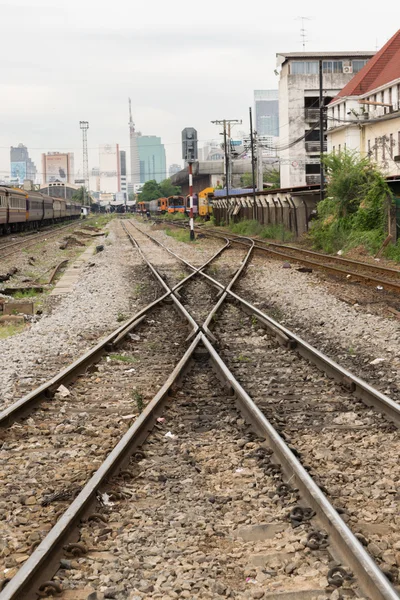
[
  {"left": 80, "top": 121, "right": 89, "bottom": 207},
  {"left": 211, "top": 119, "right": 242, "bottom": 202},
  {"left": 319, "top": 60, "right": 325, "bottom": 201},
  {"left": 249, "top": 107, "right": 257, "bottom": 220},
  {"left": 257, "top": 144, "right": 264, "bottom": 192}
]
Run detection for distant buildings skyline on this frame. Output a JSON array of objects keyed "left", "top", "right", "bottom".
[{"left": 10, "top": 144, "right": 37, "bottom": 184}]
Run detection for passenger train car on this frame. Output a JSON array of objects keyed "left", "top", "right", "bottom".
[
  {"left": 0, "top": 186, "right": 81, "bottom": 235},
  {"left": 167, "top": 196, "right": 185, "bottom": 214},
  {"left": 185, "top": 194, "right": 198, "bottom": 216}
]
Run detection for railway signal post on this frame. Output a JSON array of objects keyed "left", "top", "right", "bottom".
[{"left": 182, "top": 127, "right": 198, "bottom": 241}]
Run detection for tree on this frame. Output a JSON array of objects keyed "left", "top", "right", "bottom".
[
  {"left": 264, "top": 168, "right": 280, "bottom": 189},
  {"left": 240, "top": 168, "right": 280, "bottom": 189},
  {"left": 159, "top": 178, "right": 181, "bottom": 197},
  {"left": 71, "top": 186, "right": 88, "bottom": 204},
  {"left": 139, "top": 180, "right": 162, "bottom": 202}
]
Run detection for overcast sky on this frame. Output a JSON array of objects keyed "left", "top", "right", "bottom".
[{"left": 0, "top": 0, "right": 395, "bottom": 181}]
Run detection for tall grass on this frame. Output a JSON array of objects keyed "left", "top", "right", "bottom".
[{"left": 229, "top": 219, "right": 293, "bottom": 242}]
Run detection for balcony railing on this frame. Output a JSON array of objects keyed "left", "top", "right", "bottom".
[
  {"left": 304, "top": 108, "right": 319, "bottom": 122},
  {"left": 305, "top": 141, "right": 327, "bottom": 153},
  {"left": 306, "top": 174, "right": 321, "bottom": 185}
]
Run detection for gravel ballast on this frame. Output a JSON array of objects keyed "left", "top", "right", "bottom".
[
  {"left": 0, "top": 221, "right": 148, "bottom": 409},
  {"left": 238, "top": 253, "right": 400, "bottom": 401}
]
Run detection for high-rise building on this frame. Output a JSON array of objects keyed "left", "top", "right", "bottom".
[
  {"left": 42, "top": 152, "right": 74, "bottom": 184},
  {"left": 129, "top": 98, "right": 140, "bottom": 185},
  {"left": 169, "top": 163, "right": 181, "bottom": 177},
  {"left": 99, "top": 144, "right": 121, "bottom": 193},
  {"left": 276, "top": 51, "right": 374, "bottom": 187},
  {"left": 137, "top": 135, "right": 166, "bottom": 183},
  {"left": 254, "top": 90, "right": 279, "bottom": 137},
  {"left": 10, "top": 144, "right": 37, "bottom": 184},
  {"left": 120, "top": 150, "right": 127, "bottom": 198}
]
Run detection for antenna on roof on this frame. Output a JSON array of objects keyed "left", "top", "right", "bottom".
[{"left": 296, "top": 16, "right": 311, "bottom": 50}]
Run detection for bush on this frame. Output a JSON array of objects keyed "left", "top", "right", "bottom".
[{"left": 309, "top": 150, "right": 395, "bottom": 257}]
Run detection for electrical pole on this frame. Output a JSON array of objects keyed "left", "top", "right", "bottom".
[
  {"left": 80, "top": 121, "right": 89, "bottom": 207},
  {"left": 319, "top": 60, "right": 325, "bottom": 201},
  {"left": 211, "top": 119, "right": 242, "bottom": 202},
  {"left": 249, "top": 107, "right": 257, "bottom": 220}
]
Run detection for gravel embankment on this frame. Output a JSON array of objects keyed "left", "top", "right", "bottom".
[
  {"left": 238, "top": 254, "right": 400, "bottom": 402},
  {"left": 0, "top": 221, "right": 154, "bottom": 409}
]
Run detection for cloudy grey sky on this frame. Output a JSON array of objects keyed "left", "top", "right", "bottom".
[{"left": 0, "top": 0, "right": 395, "bottom": 180}]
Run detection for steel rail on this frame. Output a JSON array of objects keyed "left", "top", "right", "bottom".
[
  {"left": 159, "top": 220, "right": 400, "bottom": 293},
  {"left": 121, "top": 222, "right": 198, "bottom": 339},
  {"left": 0, "top": 224, "right": 230, "bottom": 426},
  {"left": 0, "top": 333, "right": 204, "bottom": 600},
  {"left": 130, "top": 221, "right": 400, "bottom": 427},
  {"left": 1, "top": 222, "right": 399, "bottom": 599},
  {"left": 202, "top": 334, "right": 399, "bottom": 600},
  {"left": 0, "top": 220, "right": 90, "bottom": 259}
]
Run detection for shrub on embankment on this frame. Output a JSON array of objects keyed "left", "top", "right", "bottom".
[{"left": 309, "top": 151, "right": 400, "bottom": 261}]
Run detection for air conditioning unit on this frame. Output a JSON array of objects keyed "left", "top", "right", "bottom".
[{"left": 343, "top": 66, "right": 353, "bottom": 74}]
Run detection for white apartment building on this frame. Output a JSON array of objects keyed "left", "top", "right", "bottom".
[
  {"left": 99, "top": 144, "right": 121, "bottom": 194},
  {"left": 277, "top": 51, "right": 374, "bottom": 188},
  {"left": 327, "top": 29, "right": 400, "bottom": 179}
]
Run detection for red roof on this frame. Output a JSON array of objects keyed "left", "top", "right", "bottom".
[{"left": 335, "top": 29, "right": 400, "bottom": 99}]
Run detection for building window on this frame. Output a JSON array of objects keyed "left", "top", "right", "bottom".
[
  {"left": 333, "top": 146, "right": 336, "bottom": 154},
  {"left": 390, "top": 133, "right": 394, "bottom": 157},
  {"left": 338, "top": 144, "right": 341, "bottom": 154},
  {"left": 323, "top": 61, "right": 343, "bottom": 74},
  {"left": 291, "top": 61, "right": 318, "bottom": 75},
  {"left": 375, "top": 138, "right": 378, "bottom": 161},
  {"left": 367, "top": 139, "right": 371, "bottom": 156},
  {"left": 352, "top": 60, "right": 368, "bottom": 73},
  {"left": 382, "top": 139, "right": 386, "bottom": 160}
]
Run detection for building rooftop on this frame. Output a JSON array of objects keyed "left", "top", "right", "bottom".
[
  {"left": 335, "top": 29, "right": 400, "bottom": 98},
  {"left": 277, "top": 51, "right": 374, "bottom": 66}
]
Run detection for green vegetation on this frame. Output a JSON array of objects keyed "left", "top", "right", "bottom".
[
  {"left": 13, "top": 289, "right": 38, "bottom": 299},
  {"left": 116, "top": 312, "right": 127, "bottom": 322},
  {"left": 139, "top": 179, "right": 181, "bottom": 202},
  {"left": 0, "top": 322, "right": 25, "bottom": 339},
  {"left": 228, "top": 219, "right": 293, "bottom": 242},
  {"left": 241, "top": 168, "right": 280, "bottom": 189},
  {"left": 161, "top": 212, "right": 187, "bottom": 221},
  {"left": 71, "top": 186, "right": 88, "bottom": 204},
  {"left": 237, "top": 354, "right": 252, "bottom": 363},
  {"left": 109, "top": 353, "right": 137, "bottom": 363},
  {"left": 132, "top": 389, "right": 144, "bottom": 413},
  {"left": 165, "top": 228, "right": 193, "bottom": 243},
  {"left": 310, "top": 151, "right": 399, "bottom": 260}
]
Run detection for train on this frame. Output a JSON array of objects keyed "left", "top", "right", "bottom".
[
  {"left": 136, "top": 188, "right": 215, "bottom": 218},
  {"left": 0, "top": 186, "right": 82, "bottom": 235}
]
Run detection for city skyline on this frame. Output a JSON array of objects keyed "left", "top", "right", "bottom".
[{"left": 0, "top": 0, "right": 393, "bottom": 184}]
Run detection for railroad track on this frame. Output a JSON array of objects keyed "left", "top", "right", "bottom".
[
  {"left": 157, "top": 218, "right": 400, "bottom": 295},
  {"left": 0, "top": 219, "right": 398, "bottom": 599},
  {"left": 0, "top": 219, "right": 99, "bottom": 261}
]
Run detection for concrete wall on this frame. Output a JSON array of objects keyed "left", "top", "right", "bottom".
[{"left": 212, "top": 190, "right": 319, "bottom": 237}]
